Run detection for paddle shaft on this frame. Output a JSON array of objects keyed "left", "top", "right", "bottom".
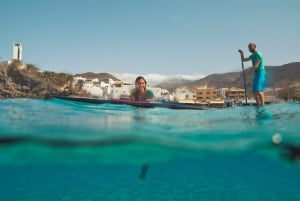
[{"left": 240, "top": 56, "right": 248, "bottom": 105}]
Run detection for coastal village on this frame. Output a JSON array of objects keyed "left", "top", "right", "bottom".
[
  {"left": 72, "top": 74, "right": 277, "bottom": 108},
  {"left": 1, "top": 43, "right": 300, "bottom": 107}
]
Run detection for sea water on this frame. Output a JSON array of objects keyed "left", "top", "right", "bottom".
[{"left": 0, "top": 98, "right": 299, "bottom": 201}]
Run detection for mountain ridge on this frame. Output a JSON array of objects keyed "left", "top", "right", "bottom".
[
  {"left": 155, "top": 62, "right": 300, "bottom": 91},
  {"left": 1, "top": 61, "right": 299, "bottom": 100}
]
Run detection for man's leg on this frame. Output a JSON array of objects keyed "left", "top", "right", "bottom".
[
  {"left": 254, "top": 92, "right": 260, "bottom": 106},
  {"left": 258, "top": 91, "right": 265, "bottom": 106}
]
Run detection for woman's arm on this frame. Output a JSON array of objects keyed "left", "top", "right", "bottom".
[{"left": 145, "top": 89, "right": 155, "bottom": 101}]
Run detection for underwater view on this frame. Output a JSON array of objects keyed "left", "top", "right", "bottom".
[{"left": 0, "top": 98, "right": 299, "bottom": 201}]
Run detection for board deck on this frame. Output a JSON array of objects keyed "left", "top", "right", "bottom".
[{"left": 53, "top": 95, "right": 207, "bottom": 110}]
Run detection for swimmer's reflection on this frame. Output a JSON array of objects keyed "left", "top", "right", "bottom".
[{"left": 133, "top": 110, "right": 151, "bottom": 180}]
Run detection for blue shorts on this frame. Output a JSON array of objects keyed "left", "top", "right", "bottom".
[{"left": 253, "top": 72, "right": 266, "bottom": 92}]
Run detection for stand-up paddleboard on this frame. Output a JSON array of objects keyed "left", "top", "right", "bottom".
[
  {"left": 52, "top": 95, "right": 207, "bottom": 110},
  {"left": 52, "top": 95, "right": 111, "bottom": 104}
]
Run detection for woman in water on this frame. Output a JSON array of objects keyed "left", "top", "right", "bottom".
[
  {"left": 130, "top": 76, "right": 155, "bottom": 101},
  {"left": 130, "top": 76, "right": 154, "bottom": 180}
]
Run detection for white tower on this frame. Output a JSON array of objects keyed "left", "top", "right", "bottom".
[{"left": 13, "top": 43, "right": 22, "bottom": 61}]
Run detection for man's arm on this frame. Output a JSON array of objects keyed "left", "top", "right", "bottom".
[
  {"left": 238, "top": 49, "right": 250, "bottom": 62},
  {"left": 252, "top": 59, "right": 260, "bottom": 69}
]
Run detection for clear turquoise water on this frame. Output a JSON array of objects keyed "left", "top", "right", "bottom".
[{"left": 0, "top": 98, "right": 299, "bottom": 201}]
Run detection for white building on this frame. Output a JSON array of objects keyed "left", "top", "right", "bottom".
[
  {"left": 72, "top": 76, "right": 85, "bottom": 88},
  {"left": 216, "top": 88, "right": 227, "bottom": 98},
  {"left": 82, "top": 82, "right": 104, "bottom": 97},
  {"left": 72, "top": 75, "right": 172, "bottom": 100},
  {"left": 13, "top": 43, "right": 22, "bottom": 61},
  {"left": 72, "top": 76, "right": 127, "bottom": 98},
  {"left": 174, "top": 87, "right": 196, "bottom": 100},
  {"left": 109, "top": 85, "right": 133, "bottom": 99}
]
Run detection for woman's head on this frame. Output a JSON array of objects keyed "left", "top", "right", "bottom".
[{"left": 135, "top": 76, "right": 147, "bottom": 92}]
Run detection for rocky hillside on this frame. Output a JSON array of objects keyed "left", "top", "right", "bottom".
[
  {"left": 0, "top": 61, "right": 73, "bottom": 99},
  {"left": 1, "top": 60, "right": 299, "bottom": 100}
]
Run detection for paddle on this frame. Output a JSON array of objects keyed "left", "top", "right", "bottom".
[{"left": 239, "top": 52, "right": 248, "bottom": 105}]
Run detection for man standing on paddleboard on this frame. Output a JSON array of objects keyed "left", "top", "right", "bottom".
[{"left": 239, "top": 42, "right": 266, "bottom": 106}]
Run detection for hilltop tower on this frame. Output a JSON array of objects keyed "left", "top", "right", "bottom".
[{"left": 13, "top": 43, "right": 22, "bottom": 61}]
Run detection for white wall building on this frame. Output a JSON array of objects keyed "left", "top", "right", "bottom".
[
  {"left": 216, "top": 88, "right": 227, "bottom": 98},
  {"left": 72, "top": 76, "right": 86, "bottom": 88},
  {"left": 13, "top": 43, "right": 22, "bottom": 61},
  {"left": 72, "top": 76, "right": 172, "bottom": 100},
  {"left": 174, "top": 87, "right": 196, "bottom": 100},
  {"left": 82, "top": 82, "right": 104, "bottom": 97},
  {"left": 109, "top": 85, "right": 133, "bottom": 99}
]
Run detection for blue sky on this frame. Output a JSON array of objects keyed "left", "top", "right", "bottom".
[{"left": 0, "top": 0, "right": 299, "bottom": 76}]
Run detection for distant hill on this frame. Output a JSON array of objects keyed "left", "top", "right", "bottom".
[
  {"left": 154, "top": 78, "right": 194, "bottom": 92},
  {"left": 188, "top": 72, "right": 240, "bottom": 89},
  {"left": 157, "top": 62, "right": 300, "bottom": 91},
  {"left": 75, "top": 72, "right": 120, "bottom": 83},
  {"left": 264, "top": 62, "right": 300, "bottom": 88},
  {"left": 1, "top": 60, "right": 299, "bottom": 100}
]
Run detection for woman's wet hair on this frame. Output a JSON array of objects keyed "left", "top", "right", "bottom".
[{"left": 135, "top": 76, "right": 147, "bottom": 84}]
